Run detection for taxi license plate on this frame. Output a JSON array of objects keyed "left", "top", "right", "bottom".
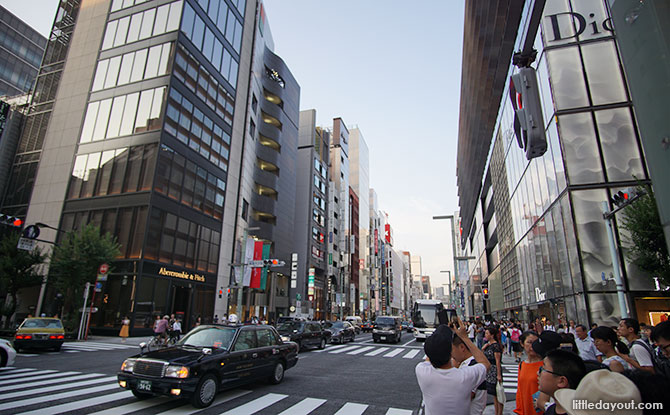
[
  {"left": 137, "top": 380, "right": 152, "bottom": 392},
  {"left": 380, "top": 336, "right": 386, "bottom": 340}
]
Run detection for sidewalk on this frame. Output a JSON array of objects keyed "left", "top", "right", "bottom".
[{"left": 76, "top": 335, "right": 150, "bottom": 346}]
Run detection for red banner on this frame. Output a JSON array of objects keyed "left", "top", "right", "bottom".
[
  {"left": 250, "top": 241, "right": 264, "bottom": 288},
  {"left": 385, "top": 224, "right": 391, "bottom": 243}
]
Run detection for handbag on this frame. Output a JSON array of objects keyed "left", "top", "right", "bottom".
[{"left": 496, "top": 381, "right": 506, "bottom": 403}]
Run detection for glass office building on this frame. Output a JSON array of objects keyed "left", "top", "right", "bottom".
[
  {"left": 4, "top": 0, "right": 254, "bottom": 334},
  {"left": 458, "top": 0, "right": 669, "bottom": 327},
  {"left": 0, "top": 5, "right": 46, "bottom": 97}
]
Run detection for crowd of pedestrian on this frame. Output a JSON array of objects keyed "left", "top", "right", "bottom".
[{"left": 415, "top": 316, "right": 670, "bottom": 415}]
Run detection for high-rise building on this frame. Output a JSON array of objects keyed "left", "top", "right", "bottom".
[
  {"left": 456, "top": 0, "right": 669, "bottom": 326},
  {"left": 295, "top": 109, "right": 330, "bottom": 319},
  {"left": 1, "top": 0, "right": 303, "bottom": 334},
  {"left": 349, "top": 127, "right": 370, "bottom": 318},
  {"left": 0, "top": 5, "right": 47, "bottom": 97},
  {"left": 369, "top": 188, "right": 382, "bottom": 315}
]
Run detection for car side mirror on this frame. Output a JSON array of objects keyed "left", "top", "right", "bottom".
[
  {"left": 197, "top": 347, "right": 212, "bottom": 362},
  {"left": 139, "top": 342, "right": 147, "bottom": 355}
]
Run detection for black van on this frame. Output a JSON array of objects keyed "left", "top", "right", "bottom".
[{"left": 372, "top": 316, "right": 403, "bottom": 344}]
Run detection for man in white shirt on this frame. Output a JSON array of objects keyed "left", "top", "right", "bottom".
[
  {"left": 467, "top": 321, "right": 476, "bottom": 342},
  {"left": 415, "top": 319, "right": 490, "bottom": 415},
  {"left": 451, "top": 334, "right": 487, "bottom": 415},
  {"left": 567, "top": 320, "right": 577, "bottom": 337},
  {"left": 618, "top": 318, "right": 655, "bottom": 373},
  {"left": 575, "top": 324, "right": 601, "bottom": 361}
]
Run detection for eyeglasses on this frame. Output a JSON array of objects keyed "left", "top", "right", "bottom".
[{"left": 538, "top": 366, "right": 563, "bottom": 377}]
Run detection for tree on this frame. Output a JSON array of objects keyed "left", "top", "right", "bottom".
[
  {"left": 0, "top": 232, "right": 46, "bottom": 327},
  {"left": 49, "top": 224, "right": 121, "bottom": 328},
  {"left": 619, "top": 185, "right": 670, "bottom": 287}
]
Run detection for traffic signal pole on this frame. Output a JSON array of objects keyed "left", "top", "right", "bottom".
[{"left": 601, "top": 201, "right": 629, "bottom": 318}]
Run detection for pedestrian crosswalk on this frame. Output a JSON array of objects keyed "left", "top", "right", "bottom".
[
  {"left": 501, "top": 363, "right": 519, "bottom": 394},
  {"left": 314, "top": 343, "right": 426, "bottom": 360},
  {"left": 0, "top": 367, "right": 415, "bottom": 415},
  {"left": 16, "top": 341, "right": 139, "bottom": 356}
]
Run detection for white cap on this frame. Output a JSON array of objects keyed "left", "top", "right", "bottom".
[
  {"left": 228, "top": 314, "right": 239, "bottom": 323},
  {"left": 554, "top": 369, "right": 642, "bottom": 415}
]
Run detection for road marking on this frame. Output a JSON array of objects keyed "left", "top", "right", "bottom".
[
  {"left": 15, "top": 353, "right": 38, "bottom": 357},
  {"left": 0, "top": 367, "right": 39, "bottom": 375},
  {"left": 386, "top": 409, "right": 414, "bottom": 415},
  {"left": 313, "top": 344, "right": 348, "bottom": 353},
  {"left": 219, "top": 393, "right": 288, "bottom": 415},
  {"left": 329, "top": 345, "right": 361, "bottom": 354},
  {"left": 0, "top": 382, "right": 119, "bottom": 411},
  {"left": 68, "top": 341, "right": 137, "bottom": 349},
  {"left": 359, "top": 339, "right": 374, "bottom": 343},
  {"left": 88, "top": 397, "right": 167, "bottom": 415},
  {"left": 347, "top": 346, "right": 375, "bottom": 355},
  {"left": 2, "top": 373, "right": 103, "bottom": 391},
  {"left": 364, "top": 347, "right": 389, "bottom": 356},
  {"left": 154, "top": 389, "right": 252, "bottom": 415},
  {"left": 0, "top": 376, "right": 116, "bottom": 400},
  {"left": 277, "top": 397, "right": 327, "bottom": 415},
  {"left": 0, "top": 370, "right": 59, "bottom": 383},
  {"left": 383, "top": 348, "right": 404, "bottom": 358},
  {"left": 402, "top": 339, "right": 416, "bottom": 347},
  {"left": 334, "top": 402, "right": 368, "bottom": 415},
  {"left": 402, "top": 349, "right": 420, "bottom": 359},
  {"left": 19, "top": 390, "right": 133, "bottom": 415}
]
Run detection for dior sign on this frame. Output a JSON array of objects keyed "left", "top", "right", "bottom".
[
  {"left": 535, "top": 287, "right": 546, "bottom": 302},
  {"left": 545, "top": 11, "right": 613, "bottom": 43}
]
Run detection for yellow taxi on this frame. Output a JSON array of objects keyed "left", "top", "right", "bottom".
[{"left": 14, "top": 317, "right": 66, "bottom": 352}]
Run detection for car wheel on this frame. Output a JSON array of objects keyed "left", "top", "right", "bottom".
[
  {"left": 132, "top": 389, "right": 152, "bottom": 400},
  {"left": 191, "top": 373, "right": 218, "bottom": 408},
  {"left": 0, "top": 350, "right": 7, "bottom": 367},
  {"left": 373, "top": 338, "right": 378, "bottom": 343},
  {"left": 319, "top": 338, "right": 326, "bottom": 349},
  {"left": 269, "top": 361, "right": 285, "bottom": 385}
]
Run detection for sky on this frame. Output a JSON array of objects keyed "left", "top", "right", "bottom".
[{"left": 1, "top": 0, "right": 465, "bottom": 295}]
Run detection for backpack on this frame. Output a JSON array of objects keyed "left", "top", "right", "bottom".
[
  {"left": 633, "top": 339, "right": 670, "bottom": 379},
  {"left": 510, "top": 328, "right": 520, "bottom": 342}
]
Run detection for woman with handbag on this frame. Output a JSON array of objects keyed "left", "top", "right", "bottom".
[{"left": 482, "top": 326, "right": 504, "bottom": 415}]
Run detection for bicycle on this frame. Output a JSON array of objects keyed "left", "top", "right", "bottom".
[{"left": 147, "top": 332, "right": 168, "bottom": 351}]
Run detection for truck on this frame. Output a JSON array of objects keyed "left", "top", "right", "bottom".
[{"left": 411, "top": 299, "right": 457, "bottom": 341}]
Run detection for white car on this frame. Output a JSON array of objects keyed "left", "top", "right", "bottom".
[{"left": 0, "top": 338, "right": 17, "bottom": 367}]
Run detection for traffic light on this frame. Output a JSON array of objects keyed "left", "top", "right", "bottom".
[
  {"left": 218, "top": 287, "right": 223, "bottom": 299},
  {"left": 509, "top": 67, "right": 547, "bottom": 160},
  {"left": 0, "top": 214, "right": 24, "bottom": 227},
  {"left": 611, "top": 187, "right": 646, "bottom": 209},
  {"left": 482, "top": 287, "right": 489, "bottom": 301},
  {"left": 263, "top": 259, "right": 279, "bottom": 266}
]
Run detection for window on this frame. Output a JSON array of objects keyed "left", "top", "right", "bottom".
[
  {"left": 233, "top": 329, "right": 257, "bottom": 351},
  {"left": 241, "top": 198, "right": 249, "bottom": 222},
  {"left": 251, "top": 94, "right": 257, "bottom": 113},
  {"left": 249, "top": 119, "right": 255, "bottom": 139},
  {"left": 257, "top": 329, "right": 278, "bottom": 347},
  {"left": 103, "top": 2, "right": 182, "bottom": 50}
]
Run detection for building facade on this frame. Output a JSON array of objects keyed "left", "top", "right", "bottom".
[
  {"left": 457, "top": 0, "right": 669, "bottom": 326},
  {"left": 0, "top": 5, "right": 47, "bottom": 97},
  {"left": 349, "top": 127, "right": 370, "bottom": 318}
]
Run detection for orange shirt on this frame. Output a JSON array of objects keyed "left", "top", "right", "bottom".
[{"left": 514, "top": 360, "right": 544, "bottom": 415}]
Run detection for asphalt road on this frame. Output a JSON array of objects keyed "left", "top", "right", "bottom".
[{"left": 1, "top": 330, "right": 428, "bottom": 414}]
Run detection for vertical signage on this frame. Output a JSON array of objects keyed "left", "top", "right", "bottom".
[
  {"left": 308, "top": 267, "right": 315, "bottom": 301},
  {"left": 290, "top": 253, "right": 298, "bottom": 289},
  {"left": 384, "top": 224, "right": 391, "bottom": 243},
  {"left": 374, "top": 229, "right": 378, "bottom": 254}
]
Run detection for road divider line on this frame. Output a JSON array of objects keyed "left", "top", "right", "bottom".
[
  {"left": 364, "top": 347, "right": 389, "bottom": 356},
  {"left": 277, "top": 397, "right": 327, "bottom": 415},
  {"left": 383, "top": 349, "right": 404, "bottom": 358},
  {"left": 18, "top": 390, "right": 133, "bottom": 415},
  {"left": 328, "top": 345, "right": 361, "bottom": 354},
  {"left": 1, "top": 373, "right": 105, "bottom": 392},
  {"left": 334, "top": 402, "right": 368, "bottom": 415},
  {"left": 402, "top": 349, "right": 420, "bottom": 359},
  {"left": 219, "top": 393, "right": 288, "bottom": 415},
  {"left": 346, "top": 346, "right": 375, "bottom": 355},
  {"left": 0, "top": 376, "right": 116, "bottom": 400},
  {"left": 155, "top": 389, "right": 252, "bottom": 415},
  {"left": 0, "top": 382, "right": 119, "bottom": 411}
]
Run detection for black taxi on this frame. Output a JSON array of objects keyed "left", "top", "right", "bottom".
[{"left": 117, "top": 324, "right": 298, "bottom": 408}]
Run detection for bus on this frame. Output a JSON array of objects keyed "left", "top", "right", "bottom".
[{"left": 411, "top": 299, "right": 457, "bottom": 341}]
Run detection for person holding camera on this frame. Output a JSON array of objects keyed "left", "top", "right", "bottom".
[{"left": 415, "top": 318, "right": 491, "bottom": 415}]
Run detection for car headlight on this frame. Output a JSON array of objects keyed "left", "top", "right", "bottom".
[
  {"left": 165, "top": 365, "right": 189, "bottom": 378},
  {"left": 389, "top": 330, "right": 396, "bottom": 333},
  {"left": 121, "top": 358, "right": 137, "bottom": 372},
  {"left": 281, "top": 336, "right": 291, "bottom": 342},
  {"left": 372, "top": 329, "right": 379, "bottom": 333}
]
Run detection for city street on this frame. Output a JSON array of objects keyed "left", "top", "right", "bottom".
[{"left": 0, "top": 331, "right": 521, "bottom": 414}]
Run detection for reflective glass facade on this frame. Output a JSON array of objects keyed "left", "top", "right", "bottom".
[{"left": 461, "top": 0, "right": 667, "bottom": 327}]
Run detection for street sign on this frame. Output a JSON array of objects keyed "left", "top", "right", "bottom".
[
  {"left": 79, "top": 307, "right": 98, "bottom": 313},
  {"left": 22, "top": 225, "right": 40, "bottom": 240},
  {"left": 99, "top": 263, "right": 109, "bottom": 275},
  {"left": 17, "top": 237, "right": 36, "bottom": 251},
  {"left": 250, "top": 260, "right": 265, "bottom": 267},
  {"left": 97, "top": 274, "right": 108, "bottom": 282},
  {"left": 94, "top": 282, "right": 103, "bottom": 292}
]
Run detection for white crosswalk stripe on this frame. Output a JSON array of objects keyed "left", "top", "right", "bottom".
[
  {"left": 502, "top": 363, "right": 519, "bottom": 394},
  {"left": 328, "top": 345, "right": 362, "bottom": 354},
  {"left": 13, "top": 341, "right": 139, "bottom": 357},
  {"left": 346, "top": 346, "right": 375, "bottom": 355},
  {"left": 364, "top": 347, "right": 389, "bottom": 356},
  {"left": 314, "top": 344, "right": 426, "bottom": 359},
  {"left": 0, "top": 369, "right": 57, "bottom": 383},
  {"left": 402, "top": 349, "right": 420, "bottom": 359},
  {"left": 383, "top": 348, "right": 404, "bottom": 358},
  {"left": 0, "top": 368, "right": 415, "bottom": 415}
]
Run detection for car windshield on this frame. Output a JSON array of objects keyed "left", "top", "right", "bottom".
[
  {"left": 177, "top": 326, "right": 236, "bottom": 350},
  {"left": 276, "top": 322, "right": 304, "bottom": 332},
  {"left": 324, "top": 321, "right": 345, "bottom": 329},
  {"left": 375, "top": 317, "right": 395, "bottom": 326},
  {"left": 21, "top": 319, "right": 63, "bottom": 329}
]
